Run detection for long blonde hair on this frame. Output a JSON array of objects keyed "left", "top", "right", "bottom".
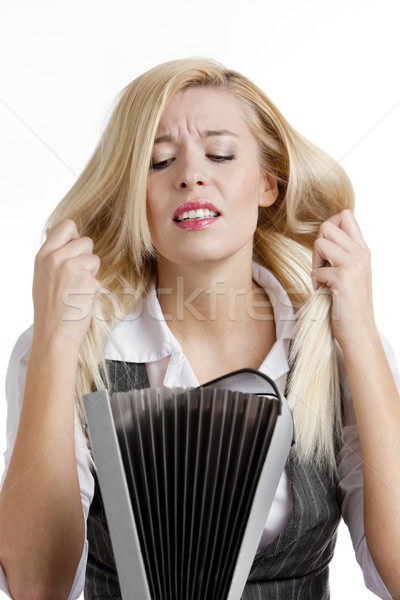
[{"left": 46, "top": 58, "right": 354, "bottom": 472}]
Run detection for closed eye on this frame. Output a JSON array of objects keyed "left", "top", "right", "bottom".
[
  {"left": 149, "top": 154, "right": 236, "bottom": 170},
  {"left": 207, "top": 154, "right": 236, "bottom": 162},
  {"left": 150, "top": 158, "right": 176, "bottom": 170}
]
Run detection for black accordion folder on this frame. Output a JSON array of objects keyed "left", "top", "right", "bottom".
[{"left": 83, "top": 368, "right": 294, "bottom": 600}]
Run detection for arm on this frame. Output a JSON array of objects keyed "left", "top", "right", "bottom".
[
  {"left": 0, "top": 220, "right": 100, "bottom": 600},
  {"left": 337, "top": 334, "right": 400, "bottom": 599},
  {"left": 312, "top": 209, "right": 400, "bottom": 600},
  {"left": 340, "top": 328, "right": 400, "bottom": 599}
]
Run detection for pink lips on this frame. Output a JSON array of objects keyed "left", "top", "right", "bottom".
[
  {"left": 173, "top": 200, "right": 221, "bottom": 230},
  {"left": 173, "top": 200, "right": 220, "bottom": 220}
]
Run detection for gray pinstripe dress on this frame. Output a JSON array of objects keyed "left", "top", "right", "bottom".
[{"left": 84, "top": 360, "right": 341, "bottom": 600}]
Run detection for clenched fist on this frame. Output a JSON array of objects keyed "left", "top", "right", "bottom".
[{"left": 32, "top": 219, "right": 101, "bottom": 351}]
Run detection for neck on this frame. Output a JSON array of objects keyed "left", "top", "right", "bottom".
[{"left": 156, "top": 253, "right": 270, "bottom": 342}]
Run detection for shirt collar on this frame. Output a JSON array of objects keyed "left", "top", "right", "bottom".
[
  {"left": 251, "top": 262, "right": 294, "bottom": 341},
  {"left": 251, "top": 262, "right": 294, "bottom": 382},
  {"left": 105, "top": 262, "right": 295, "bottom": 382},
  {"left": 105, "top": 285, "right": 174, "bottom": 362}
]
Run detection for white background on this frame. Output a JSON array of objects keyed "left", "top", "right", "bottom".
[{"left": 1, "top": 0, "right": 399, "bottom": 598}]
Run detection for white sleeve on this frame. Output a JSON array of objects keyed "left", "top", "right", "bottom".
[
  {"left": 0, "top": 326, "right": 95, "bottom": 600},
  {"left": 337, "top": 332, "right": 400, "bottom": 600}
]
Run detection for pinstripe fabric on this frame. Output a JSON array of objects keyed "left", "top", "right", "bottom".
[
  {"left": 243, "top": 454, "right": 340, "bottom": 600},
  {"left": 84, "top": 361, "right": 341, "bottom": 600}
]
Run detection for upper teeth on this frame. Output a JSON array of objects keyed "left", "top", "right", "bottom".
[{"left": 176, "top": 208, "right": 218, "bottom": 222}]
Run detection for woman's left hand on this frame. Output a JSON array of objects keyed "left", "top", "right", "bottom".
[{"left": 311, "top": 208, "right": 377, "bottom": 349}]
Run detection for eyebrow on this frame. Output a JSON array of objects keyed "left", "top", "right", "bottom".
[
  {"left": 203, "top": 129, "right": 239, "bottom": 139},
  {"left": 153, "top": 129, "right": 239, "bottom": 144}
]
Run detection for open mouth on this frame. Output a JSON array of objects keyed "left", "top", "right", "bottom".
[{"left": 174, "top": 208, "right": 220, "bottom": 222}]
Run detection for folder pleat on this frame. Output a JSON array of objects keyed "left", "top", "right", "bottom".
[{"left": 110, "top": 387, "right": 277, "bottom": 600}]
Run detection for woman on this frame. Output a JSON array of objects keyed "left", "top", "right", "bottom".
[{"left": 0, "top": 58, "right": 399, "bottom": 599}]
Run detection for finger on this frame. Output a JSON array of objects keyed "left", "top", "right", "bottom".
[
  {"left": 311, "top": 265, "right": 339, "bottom": 292},
  {"left": 316, "top": 220, "right": 355, "bottom": 254},
  {"left": 55, "top": 236, "right": 95, "bottom": 262},
  {"left": 65, "top": 253, "right": 101, "bottom": 276},
  {"left": 43, "top": 220, "right": 80, "bottom": 254},
  {"left": 312, "top": 237, "right": 349, "bottom": 270},
  {"left": 324, "top": 209, "right": 367, "bottom": 248}
]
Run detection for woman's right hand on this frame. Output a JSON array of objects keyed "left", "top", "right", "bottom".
[{"left": 32, "top": 219, "right": 101, "bottom": 351}]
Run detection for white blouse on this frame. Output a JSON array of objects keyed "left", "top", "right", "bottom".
[{"left": 0, "top": 262, "right": 398, "bottom": 599}]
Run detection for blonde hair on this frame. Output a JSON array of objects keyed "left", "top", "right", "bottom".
[{"left": 46, "top": 58, "right": 354, "bottom": 472}]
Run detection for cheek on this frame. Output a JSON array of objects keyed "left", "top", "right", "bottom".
[
  {"left": 146, "top": 177, "right": 170, "bottom": 221},
  {"left": 146, "top": 192, "right": 172, "bottom": 256},
  {"left": 146, "top": 186, "right": 163, "bottom": 228},
  {"left": 231, "top": 170, "right": 263, "bottom": 211},
  {"left": 146, "top": 199, "right": 162, "bottom": 249}
]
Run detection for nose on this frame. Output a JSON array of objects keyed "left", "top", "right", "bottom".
[
  {"left": 179, "top": 179, "right": 204, "bottom": 189},
  {"left": 175, "top": 154, "right": 209, "bottom": 190}
]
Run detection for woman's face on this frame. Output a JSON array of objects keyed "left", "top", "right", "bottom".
[{"left": 146, "top": 87, "right": 278, "bottom": 268}]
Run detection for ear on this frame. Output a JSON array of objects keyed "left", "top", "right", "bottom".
[{"left": 258, "top": 172, "right": 279, "bottom": 208}]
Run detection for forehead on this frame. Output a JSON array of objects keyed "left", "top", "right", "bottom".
[{"left": 155, "top": 87, "right": 252, "bottom": 138}]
